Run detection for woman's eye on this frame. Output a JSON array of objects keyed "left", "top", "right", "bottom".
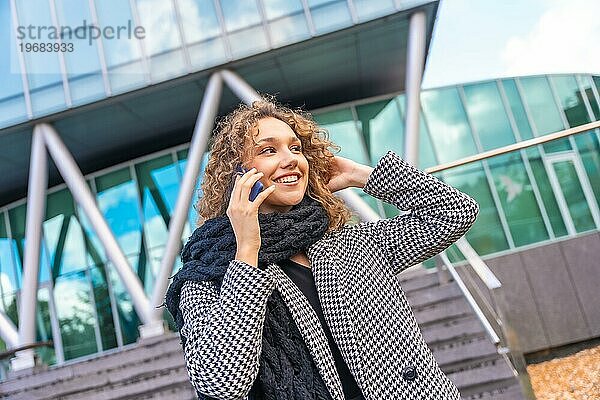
[
  {"left": 291, "top": 145, "right": 302, "bottom": 152},
  {"left": 259, "top": 147, "right": 275, "bottom": 154}
]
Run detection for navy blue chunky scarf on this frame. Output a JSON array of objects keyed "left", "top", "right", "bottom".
[{"left": 165, "top": 195, "right": 333, "bottom": 400}]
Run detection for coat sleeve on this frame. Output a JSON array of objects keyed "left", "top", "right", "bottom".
[
  {"left": 178, "top": 260, "right": 275, "bottom": 400},
  {"left": 359, "top": 150, "right": 479, "bottom": 275}
]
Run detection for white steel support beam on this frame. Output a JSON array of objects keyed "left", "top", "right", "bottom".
[
  {"left": 0, "top": 311, "right": 18, "bottom": 348},
  {"left": 11, "top": 126, "right": 47, "bottom": 371},
  {"left": 403, "top": 11, "right": 427, "bottom": 166},
  {"left": 41, "top": 124, "right": 152, "bottom": 325},
  {"left": 221, "top": 69, "right": 262, "bottom": 104},
  {"left": 148, "top": 73, "right": 224, "bottom": 325}
]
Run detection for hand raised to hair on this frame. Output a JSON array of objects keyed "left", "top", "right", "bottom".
[{"left": 326, "top": 155, "right": 373, "bottom": 192}]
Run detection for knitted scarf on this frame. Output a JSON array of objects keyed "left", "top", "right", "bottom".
[{"left": 165, "top": 195, "right": 333, "bottom": 400}]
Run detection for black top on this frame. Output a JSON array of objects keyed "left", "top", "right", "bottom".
[{"left": 279, "top": 259, "right": 365, "bottom": 400}]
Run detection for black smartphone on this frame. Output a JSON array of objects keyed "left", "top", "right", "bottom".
[{"left": 235, "top": 165, "right": 264, "bottom": 201}]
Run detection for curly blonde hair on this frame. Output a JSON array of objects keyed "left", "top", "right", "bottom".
[{"left": 196, "top": 97, "right": 353, "bottom": 231}]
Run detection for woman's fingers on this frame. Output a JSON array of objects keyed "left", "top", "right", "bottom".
[
  {"left": 252, "top": 184, "right": 276, "bottom": 206},
  {"left": 231, "top": 168, "right": 263, "bottom": 203}
]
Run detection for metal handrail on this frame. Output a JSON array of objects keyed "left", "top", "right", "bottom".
[{"left": 425, "top": 121, "right": 600, "bottom": 174}]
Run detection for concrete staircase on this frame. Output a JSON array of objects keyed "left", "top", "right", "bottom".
[
  {"left": 400, "top": 267, "right": 526, "bottom": 400},
  {"left": 0, "top": 268, "right": 525, "bottom": 399}
]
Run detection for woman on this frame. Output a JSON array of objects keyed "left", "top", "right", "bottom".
[{"left": 165, "top": 98, "right": 479, "bottom": 400}]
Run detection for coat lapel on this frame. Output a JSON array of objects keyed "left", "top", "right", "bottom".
[{"left": 266, "top": 264, "right": 345, "bottom": 400}]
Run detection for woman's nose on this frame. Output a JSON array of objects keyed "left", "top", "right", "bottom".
[{"left": 280, "top": 152, "right": 299, "bottom": 168}]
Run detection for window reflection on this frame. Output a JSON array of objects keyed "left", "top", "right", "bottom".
[
  {"left": 442, "top": 163, "right": 510, "bottom": 255},
  {"left": 54, "top": 0, "right": 105, "bottom": 105},
  {"left": 54, "top": 271, "right": 98, "bottom": 360},
  {"left": 308, "top": 0, "right": 352, "bottom": 34},
  {"left": 0, "top": 215, "right": 19, "bottom": 297},
  {"left": 15, "top": 0, "right": 66, "bottom": 115},
  {"left": 525, "top": 147, "right": 568, "bottom": 237},
  {"left": 0, "top": 2, "right": 27, "bottom": 128},
  {"left": 353, "top": 0, "right": 395, "bottom": 22},
  {"left": 262, "top": 0, "right": 310, "bottom": 47},
  {"left": 551, "top": 76, "right": 591, "bottom": 128},
  {"left": 135, "top": 155, "right": 181, "bottom": 291},
  {"left": 179, "top": 0, "right": 227, "bottom": 69},
  {"left": 421, "top": 87, "right": 478, "bottom": 163},
  {"left": 314, "top": 108, "right": 370, "bottom": 165},
  {"left": 219, "top": 0, "right": 268, "bottom": 57},
  {"left": 488, "top": 154, "right": 549, "bottom": 246},
  {"left": 518, "top": 76, "right": 570, "bottom": 153},
  {"left": 576, "top": 75, "right": 599, "bottom": 120},
  {"left": 136, "top": 0, "right": 185, "bottom": 81},
  {"left": 462, "top": 82, "right": 516, "bottom": 150},
  {"left": 93, "top": 0, "right": 145, "bottom": 93},
  {"left": 355, "top": 99, "right": 403, "bottom": 166},
  {"left": 500, "top": 79, "right": 534, "bottom": 140}
]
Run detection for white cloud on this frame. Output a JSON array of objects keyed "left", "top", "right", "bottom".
[{"left": 501, "top": 0, "right": 600, "bottom": 76}]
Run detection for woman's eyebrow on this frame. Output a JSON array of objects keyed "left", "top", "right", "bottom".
[{"left": 255, "top": 136, "right": 301, "bottom": 145}]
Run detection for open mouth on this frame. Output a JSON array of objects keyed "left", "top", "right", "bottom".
[{"left": 273, "top": 175, "right": 301, "bottom": 185}]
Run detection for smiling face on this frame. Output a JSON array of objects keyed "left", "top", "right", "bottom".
[{"left": 246, "top": 117, "right": 309, "bottom": 213}]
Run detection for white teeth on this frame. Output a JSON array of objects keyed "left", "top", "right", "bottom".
[{"left": 275, "top": 175, "right": 299, "bottom": 183}]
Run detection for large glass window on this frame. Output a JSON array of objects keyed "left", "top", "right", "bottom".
[
  {"left": 0, "top": 2, "right": 27, "bottom": 128},
  {"left": 93, "top": 0, "right": 145, "bottom": 93},
  {"left": 95, "top": 168, "right": 144, "bottom": 276},
  {"left": 551, "top": 75, "right": 590, "bottom": 128},
  {"left": 353, "top": 0, "right": 395, "bottom": 22},
  {"left": 573, "top": 131, "right": 600, "bottom": 209},
  {"left": 441, "top": 163, "right": 510, "bottom": 256},
  {"left": 262, "top": 0, "right": 310, "bottom": 48},
  {"left": 518, "top": 76, "right": 571, "bottom": 153},
  {"left": 499, "top": 79, "right": 534, "bottom": 140},
  {"left": 576, "top": 75, "right": 599, "bottom": 121},
  {"left": 462, "top": 82, "right": 516, "bottom": 150},
  {"left": 54, "top": 0, "right": 105, "bottom": 105},
  {"left": 135, "top": 155, "right": 181, "bottom": 292},
  {"left": 396, "top": 95, "right": 439, "bottom": 170},
  {"left": 355, "top": 99, "right": 404, "bottom": 165},
  {"left": 0, "top": 214, "right": 20, "bottom": 297},
  {"left": 179, "top": 0, "right": 227, "bottom": 69},
  {"left": 219, "top": 0, "right": 268, "bottom": 58},
  {"left": 54, "top": 271, "right": 98, "bottom": 360},
  {"left": 15, "top": 0, "right": 66, "bottom": 115},
  {"left": 313, "top": 108, "right": 369, "bottom": 165},
  {"left": 307, "top": 0, "right": 352, "bottom": 34},
  {"left": 525, "top": 147, "right": 568, "bottom": 237},
  {"left": 421, "top": 87, "right": 478, "bottom": 163},
  {"left": 488, "top": 154, "right": 549, "bottom": 246},
  {"left": 135, "top": 0, "right": 186, "bottom": 81}
]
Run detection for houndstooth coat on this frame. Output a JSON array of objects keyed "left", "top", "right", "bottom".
[{"left": 178, "top": 151, "right": 480, "bottom": 400}]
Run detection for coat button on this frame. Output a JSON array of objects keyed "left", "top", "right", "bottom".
[{"left": 402, "top": 365, "right": 417, "bottom": 381}]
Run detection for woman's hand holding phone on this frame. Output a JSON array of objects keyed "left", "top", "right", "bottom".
[{"left": 227, "top": 168, "right": 276, "bottom": 267}]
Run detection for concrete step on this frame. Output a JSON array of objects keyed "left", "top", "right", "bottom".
[
  {"left": 414, "top": 296, "right": 472, "bottom": 326},
  {"left": 397, "top": 270, "right": 440, "bottom": 293},
  {"left": 405, "top": 281, "right": 463, "bottom": 308},
  {"left": 421, "top": 315, "right": 486, "bottom": 345},
  {"left": 462, "top": 383, "right": 526, "bottom": 400},
  {"left": 432, "top": 335, "right": 499, "bottom": 368}
]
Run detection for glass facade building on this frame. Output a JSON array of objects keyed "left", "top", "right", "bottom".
[
  {"left": 1, "top": 0, "right": 599, "bottom": 381},
  {"left": 1, "top": 73, "right": 599, "bottom": 368},
  {"left": 1, "top": 0, "right": 421, "bottom": 129}
]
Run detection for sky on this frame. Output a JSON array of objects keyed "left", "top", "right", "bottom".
[{"left": 422, "top": 0, "right": 600, "bottom": 89}]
